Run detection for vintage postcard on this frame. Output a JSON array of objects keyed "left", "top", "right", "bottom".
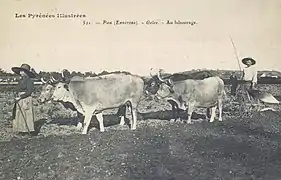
[{"left": 0, "top": 0, "right": 281, "bottom": 179}]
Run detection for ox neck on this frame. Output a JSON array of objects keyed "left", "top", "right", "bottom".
[
  {"left": 61, "top": 91, "right": 85, "bottom": 114},
  {"left": 61, "top": 91, "right": 75, "bottom": 104}
]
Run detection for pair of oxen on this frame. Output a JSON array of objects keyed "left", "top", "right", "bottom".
[{"left": 39, "top": 72, "right": 225, "bottom": 134}]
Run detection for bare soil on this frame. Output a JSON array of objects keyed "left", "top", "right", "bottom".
[{"left": 0, "top": 85, "right": 281, "bottom": 180}]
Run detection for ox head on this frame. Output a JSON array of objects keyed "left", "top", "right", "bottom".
[
  {"left": 51, "top": 82, "right": 70, "bottom": 102},
  {"left": 38, "top": 71, "right": 68, "bottom": 103},
  {"left": 38, "top": 76, "right": 60, "bottom": 103},
  {"left": 144, "top": 71, "right": 174, "bottom": 98}
]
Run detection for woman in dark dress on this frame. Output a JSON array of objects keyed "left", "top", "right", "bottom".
[{"left": 11, "top": 63, "right": 36, "bottom": 135}]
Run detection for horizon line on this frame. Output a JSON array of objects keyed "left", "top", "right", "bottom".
[{"left": 1, "top": 67, "right": 281, "bottom": 75}]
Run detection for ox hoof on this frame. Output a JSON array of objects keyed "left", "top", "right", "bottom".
[
  {"left": 76, "top": 122, "right": 83, "bottom": 129},
  {"left": 219, "top": 118, "right": 222, "bottom": 122},
  {"left": 176, "top": 120, "right": 184, "bottom": 124},
  {"left": 209, "top": 119, "right": 215, "bottom": 123},
  {"left": 119, "top": 118, "right": 125, "bottom": 126},
  {"left": 131, "top": 126, "right": 136, "bottom": 130},
  {"left": 100, "top": 128, "right": 105, "bottom": 132},
  {"left": 169, "top": 119, "right": 176, "bottom": 123},
  {"left": 82, "top": 131, "right": 87, "bottom": 135},
  {"left": 175, "top": 118, "right": 182, "bottom": 122},
  {"left": 186, "top": 121, "right": 193, "bottom": 124}
]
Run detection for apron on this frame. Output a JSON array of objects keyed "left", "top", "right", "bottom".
[{"left": 12, "top": 94, "right": 35, "bottom": 133}]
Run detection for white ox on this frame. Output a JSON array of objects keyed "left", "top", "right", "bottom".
[
  {"left": 144, "top": 74, "right": 226, "bottom": 124},
  {"left": 38, "top": 76, "right": 128, "bottom": 129},
  {"left": 51, "top": 73, "right": 144, "bottom": 134}
]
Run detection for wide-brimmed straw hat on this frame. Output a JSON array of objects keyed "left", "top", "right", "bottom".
[
  {"left": 11, "top": 63, "right": 36, "bottom": 78},
  {"left": 241, "top": 57, "right": 256, "bottom": 66}
]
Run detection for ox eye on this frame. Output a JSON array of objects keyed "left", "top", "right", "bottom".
[{"left": 151, "top": 82, "right": 155, "bottom": 86}]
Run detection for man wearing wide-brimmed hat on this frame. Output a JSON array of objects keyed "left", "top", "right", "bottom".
[
  {"left": 241, "top": 57, "right": 258, "bottom": 101},
  {"left": 11, "top": 63, "right": 37, "bottom": 136},
  {"left": 241, "top": 57, "right": 257, "bottom": 88}
]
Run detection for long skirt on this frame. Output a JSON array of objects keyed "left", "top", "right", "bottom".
[{"left": 12, "top": 96, "right": 35, "bottom": 133}]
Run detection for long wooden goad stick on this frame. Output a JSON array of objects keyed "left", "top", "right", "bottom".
[
  {"left": 229, "top": 36, "right": 246, "bottom": 99},
  {"left": 229, "top": 36, "right": 242, "bottom": 74}
]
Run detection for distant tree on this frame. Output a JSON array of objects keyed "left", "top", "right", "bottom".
[
  {"left": 84, "top": 71, "right": 97, "bottom": 77},
  {"left": 84, "top": 71, "right": 92, "bottom": 77},
  {"left": 121, "top": 71, "right": 131, "bottom": 75},
  {"left": 71, "top": 71, "right": 77, "bottom": 77},
  {"left": 99, "top": 70, "right": 109, "bottom": 76},
  {"left": 91, "top": 72, "right": 97, "bottom": 77},
  {"left": 76, "top": 71, "right": 84, "bottom": 77}
]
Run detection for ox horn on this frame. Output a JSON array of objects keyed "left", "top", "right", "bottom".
[
  {"left": 168, "top": 79, "right": 173, "bottom": 85},
  {"left": 41, "top": 77, "right": 47, "bottom": 84},
  {"left": 156, "top": 71, "right": 165, "bottom": 82},
  {"left": 49, "top": 76, "right": 59, "bottom": 84},
  {"left": 61, "top": 70, "right": 65, "bottom": 79},
  {"left": 49, "top": 77, "right": 54, "bottom": 83},
  {"left": 51, "top": 76, "right": 58, "bottom": 82}
]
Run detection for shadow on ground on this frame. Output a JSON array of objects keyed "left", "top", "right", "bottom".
[{"left": 44, "top": 109, "right": 208, "bottom": 130}]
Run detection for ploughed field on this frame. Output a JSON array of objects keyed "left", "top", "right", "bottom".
[{"left": 1, "top": 84, "right": 281, "bottom": 180}]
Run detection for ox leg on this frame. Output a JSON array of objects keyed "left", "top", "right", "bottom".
[
  {"left": 126, "top": 102, "right": 133, "bottom": 126},
  {"left": 120, "top": 116, "right": 125, "bottom": 126},
  {"left": 209, "top": 106, "right": 217, "bottom": 123},
  {"left": 76, "top": 112, "right": 84, "bottom": 129},
  {"left": 96, "top": 113, "right": 105, "bottom": 132},
  {"left": 256, "top": 99, "right": 261, "bottom": 112},
  {"left": 131, "top": 109, "right": 137, "bottom": 130},
  {"left": 218, "top": 99, "right": 223, "bottom": 121},
  {"left": 82, "top": 111, "right": 94, "bottom": 135},
  {"left": 205, "top": 108, "right": 211, "bottom": 120},
  {"left": 187, "top": 103, "right": 195, "bottom": 124},
  {"left": 77, "top": 122, "right": 83, "bottom": 129},
  {"left": 169, "top": 101, "right": 178, "bottom": 123},
  {"left": 118, "top": 105, "right": 126, "bottom": 126}
]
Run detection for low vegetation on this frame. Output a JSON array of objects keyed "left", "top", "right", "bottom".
[{"left": 0, "top": 83, "right": 281, "bottom": 179}]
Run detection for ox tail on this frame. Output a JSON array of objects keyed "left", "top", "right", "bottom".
[
  {"left": 218, "top": 78, "right": 227, "bottom": 99},
  {"left": 222, "top": 89, "right": 227, "bottom": 98},
  {"left": 218, "top": 86, "right": 227, "bottom": 99}
]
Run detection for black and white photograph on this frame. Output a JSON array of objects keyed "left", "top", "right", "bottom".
[{"left": 0, "top": 0, "right": 281, "bottom": 179}]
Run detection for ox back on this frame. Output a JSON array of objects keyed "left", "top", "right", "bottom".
[{"left": 69, "top": 73, "right": 145, "bottom": 111}]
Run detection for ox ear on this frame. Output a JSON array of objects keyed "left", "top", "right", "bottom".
[
  {"left": 64, "top": 84, "right": 69, "bottom": 91},
  {"left": 166, "top": 79, "right": 173, "bottom": 86}
]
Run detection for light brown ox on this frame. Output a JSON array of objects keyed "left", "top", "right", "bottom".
[{"left": 50, "top": 73, "right": 145, "bottom": 134}]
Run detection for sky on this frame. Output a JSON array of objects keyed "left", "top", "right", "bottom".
[{"left": 0, "top": 0, "right": 281, "bottom": 76}]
